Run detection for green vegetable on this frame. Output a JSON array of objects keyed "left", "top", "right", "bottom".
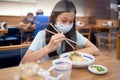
[{"left": 91, "top": 65, "right": 105, "bottom": 72}]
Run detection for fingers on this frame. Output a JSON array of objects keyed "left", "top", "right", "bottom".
[
  {"left": 47, "top": 33, "right": 66, "bottom": 53},
  {"left": 51, "top": 33, "right": 66, "bottom": 43}
]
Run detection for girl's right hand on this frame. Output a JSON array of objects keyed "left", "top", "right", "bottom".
[{"left": 46, "top": 33, "right": 66, "bottom": 53}]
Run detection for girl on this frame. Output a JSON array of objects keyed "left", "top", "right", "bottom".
[{"left": 21, "top": 0, "right": 99, "bottom": 63}]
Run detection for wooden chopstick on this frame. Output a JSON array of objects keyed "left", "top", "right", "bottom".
[
  {"left": 67, "top": 38, "right": 78, "bottom": 44},
  {"left": 45, "top": 29, "right": 78, "bottom": 44},
  {"left": 48, "top": 23, "right": 76, "bottom": 49},
  {"left": 65, "top": 40, "right": 76, "bottom": 49},
  {"left": 49, "top": 23, "right": 59, "bottom": 33},
  {"left": 45, "top": 29, "right": 56, "bottom": 35}
]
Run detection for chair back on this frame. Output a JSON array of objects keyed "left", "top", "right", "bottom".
[
  {"left": 110, "top": 27, "right": 118, "bottom": 36},
  {"left": 94, "top": 27, "right": 118, "bottom": 50},
  {"left": 0, "top": 44, "right": 30, "bottom": 68},
  {"left": 4, "top": 26, "right": 21, "bottom": 45},
  {"left": 6, "top": 26, "right": 20, "bottom": 36}
]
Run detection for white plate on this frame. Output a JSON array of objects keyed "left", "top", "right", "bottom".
[
  {"left": 88, "top": 64, "right": 108, "bottom": 74},
  {"left": 60, "top": 52, "right": 95, "bottom": 68}
]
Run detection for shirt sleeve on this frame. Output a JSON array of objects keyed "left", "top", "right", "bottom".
[
  {"left": 76, "top": 31, "right": 88, "bottom": 48},
  {"left": 28, "top": 31, "right": 45, "bottom": 51}
]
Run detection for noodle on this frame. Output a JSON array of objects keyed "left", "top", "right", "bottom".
[{"left": 68, "top": 52, "right": 88, "bottom": 62}]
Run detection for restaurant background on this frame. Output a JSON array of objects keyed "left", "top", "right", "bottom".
[{"left": 0, "top": 0, "right": 120, "bottom": 68}]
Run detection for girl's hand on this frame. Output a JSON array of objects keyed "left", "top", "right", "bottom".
[{"left": 46, "top": 33, "right": 66, "bottom": 53}]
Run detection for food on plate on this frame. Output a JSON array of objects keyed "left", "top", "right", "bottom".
[
  {"left": 91, "top": 65, "right": 105, "bottom": 72},
  {"left": 88, "top": 64, "right": 108, "bottom": 74},
  {"left": 60, "top": 52, "right": 95, "bottom": 68},
  {"left": 68, "top": 52, "right": 88, "bottom": 62}
]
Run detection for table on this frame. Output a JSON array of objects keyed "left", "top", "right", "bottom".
[
  {"left": 0, "top": 29, "right": 8, "bottom": 34},
  {"left": 91, "top": 25, "right": 111, "bottom": 34},
  {"left": 0, "top": 53, "right": 120, "bottom": 80}
]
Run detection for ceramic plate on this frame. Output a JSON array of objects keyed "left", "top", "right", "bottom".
[{"left": 88, "top": 64, "right": 108, "bottom": 74}]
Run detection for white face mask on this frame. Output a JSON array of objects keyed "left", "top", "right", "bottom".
[
  {"left": 55, "top": 22, "right": 73, "bottom": 33},
  {"left": 27, "top": 18, "right": 34, "bottom": 22}
]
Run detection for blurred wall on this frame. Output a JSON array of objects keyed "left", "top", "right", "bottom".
[
  {"left": 0, "top": 0, "right": 60, "bottom": 16},
  {"left": 0, "top": 0, "right": 86, "bottom": 16}
]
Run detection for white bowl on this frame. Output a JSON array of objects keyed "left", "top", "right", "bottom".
[{"left": 60, "top": 52, "right": 95, "bottom": 68}]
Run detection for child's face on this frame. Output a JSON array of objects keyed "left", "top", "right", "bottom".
[{"left": 56, "top": 12, "right": 75, "bottom": 25}]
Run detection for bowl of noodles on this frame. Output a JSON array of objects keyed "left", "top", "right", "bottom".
[{"left": 60, "top": 52, "right": 95, "bottom": 68}]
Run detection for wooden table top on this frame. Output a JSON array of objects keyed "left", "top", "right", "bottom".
[
  {"left": 0, "top": 29, "right": 8, "bottom": 34},
  {"left": 76, "top": 26, "right": 91, "bottom": 31},
  {"left": 0, "top": 53, "right": 120, "bottom": 80}
]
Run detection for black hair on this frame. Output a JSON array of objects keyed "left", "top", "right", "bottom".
[
  {"left": 46, "top": 0, "right": 77, "bottom": 57},
  {"left": 52, "top": 0, "right": 76, "bottom": 13},
  {"left": 27, "top": 12, "right": 34, "bottom": 16},
  {"left": 36, "top": 12, "right": 43, "bottom": 15}
]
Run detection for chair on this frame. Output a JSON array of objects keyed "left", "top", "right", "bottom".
[
  {"left": 95, "top": 27, "right": 118, "bottom": 50},
  {"left": 4, "top": 26, "right": 21, "bottom": 45},
  {"left": 0, "top": 44, "right": 30, "bottom": 68},
  {"left": 76, "top": 26, "right": 91, "bottom": 40},
  {"left": 0, "top": 35, "right": 7, "bottom": 46}
]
